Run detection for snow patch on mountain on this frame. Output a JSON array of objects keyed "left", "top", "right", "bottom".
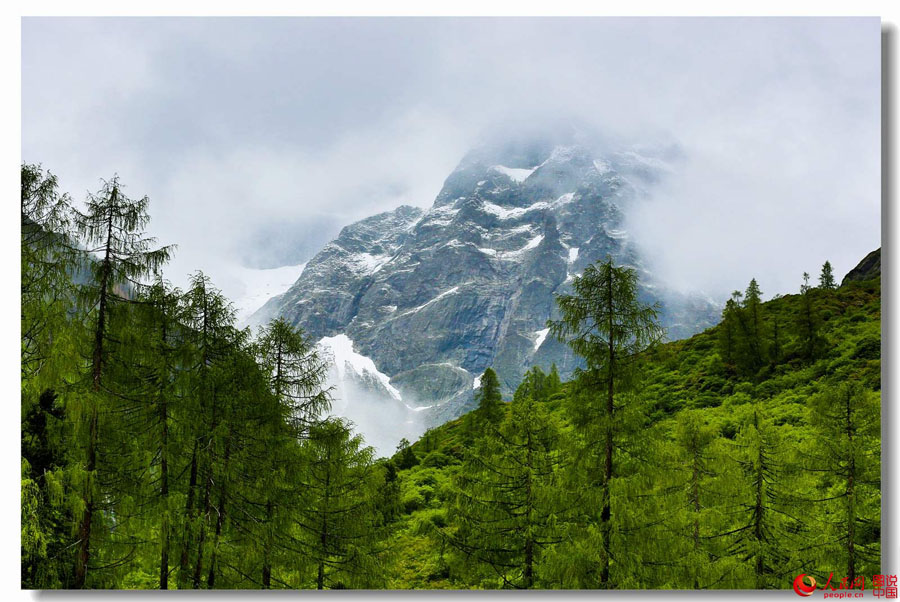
[
  {"left": 499, "top": 235, "right": 544, "bottom": 259},
  {"left": 533, "top": 328, "right": 550, "bottom": 352},
  {"left": 481, "top": 200, "right": 532, "bottom": 220},
  {"left": 481, "top": 194, "right": 574, "bottom": 221},
  {"left": 490, "top": 164, "right": 536, "bottom": 183},
  {"left": 555, "top": 192, "right": 576, "bottom": 206},
  {"left": 317, "top": 334, "right": 401, "bottom": 400},
  {"left": 420, "top": 203, "right": 460, "bottom": 227},
  {"left": 397, "top": 286, "right": 460, "bottom": 318},
  {"left": 353, "top": 252, "right": 392, "bottom": 274}
]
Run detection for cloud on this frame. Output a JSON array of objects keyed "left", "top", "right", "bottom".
[{"left": 22, "top": 17, "right": 881, "bottom": 302}]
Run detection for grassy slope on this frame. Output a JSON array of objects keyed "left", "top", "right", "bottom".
[{"left": 381, "top": 277, "right": 881, "bottom": 588}]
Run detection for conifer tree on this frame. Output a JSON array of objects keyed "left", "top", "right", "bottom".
[
  {"left": 819, "top": 261, "right": 836, "bottom": 290},
  {"left": 179, "top": 273, "right": 239, "bottom": 589},
  {"left": 108, "top": 278, "right": 187, "bottom": 589},
  {"left": 249, "top": 318, "right": 331, "bottom": 587},
  {"left": 769, "top": 313, "right": 782, "bottom": 367},
  {"left": 674, "top": 411, "right": 717, "bottom": 588},
  {"left": 294, "top": 419, "right": 384, "bottom": 589},
  {"left": 255, "top": 317, "right": 330, "bottom": 437},
  {"left": 546, "top": 364, "right": 562, "bottom": 397},
  {"left": 609, "top": 411, "right": 720, "bottom": 589},
  {"left": 514, "top": 366, "right": 547, "bottom": 402},
  {"left": 21, "top": 164, "right": 79, "bottom": 588},
  {"left": 21, "top": 164, "right": 77, "bottom": 388},
  {"left": 797, "top": 273, "right": 823, "bottom": 362},
  {"left": 547, "top": 257, "right": 663, "bottom": 587},
  {"left": 716, "top": 411, "right": 795, "bottom": 589},
  {"left": 395, "top": 438, "right": 419, "bottom": 470},
  {"left": 806, "top": 383, "right": 880, "bottom": 583},
  {"left": 738, "top": 279, "right": 766, "bottom": 375},
  {"left": 718, "top": 292, "right": 742, "bottom": 376},
  {"left": 448, "top": 396, "right": 565, "bottom": 588},
  {"left": 70, "top": 177, "right": 173, "bottom": 588},
  {"left": 474, "top": 368, "right": 503, "bottom": 425}
]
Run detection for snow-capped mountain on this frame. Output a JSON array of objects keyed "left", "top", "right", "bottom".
[{"left": 250, "top": 136, "right": 720, "bottom": 454}]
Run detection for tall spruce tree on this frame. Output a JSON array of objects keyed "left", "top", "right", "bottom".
[
  {"left": 474, "top": 368, "right": 503, "bottom": 425},
  {"left": 718, "top": 292, "right": 742, "bottom": 377},
  {"left": 715, "top": 411, "right": 796, "bottom": 589},
  {"left": 179, "top": 273, "right": 240, "bottom": 589},
  {"left": 448, "top": 396, "right": 565, "bottom": 588},
  {"left": 797, "top": 272, "right": 823, "bottom": 362},
  {"left": 547, "top": 257, "right": 663, "bottom": 587},
  {"left": 21, "top": 164, "right": 77, "bottom": 389},
  {"left": 806, "top": 383, "right": 880, "bottom": 583},
  {"left": 513, "top": 366, "right": 548, "bottom": 403},
  {"left": 21, "top": 164, "right": 79, "bottom": 588},
  {"left": 738, "top": 279, "right": 766, "bottom": 375},
  {"left": 255, "top": 317, "right": 330, "bottom": 437},
  {"left": 819, "top": 261, "right": 836, "bottom": 290},
  {"left": 70, "top": 177, "right": 172, "bottom": 588},
  {"left": 294, "top": 419, "right": 384, "bottom": 589}
]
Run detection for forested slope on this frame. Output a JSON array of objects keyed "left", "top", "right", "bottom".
[{"left": 384, "top": 269, "right": 881, "bottom": 589}]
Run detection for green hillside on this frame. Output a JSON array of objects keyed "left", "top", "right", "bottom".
[{"left": 383, "top": 273, "right": 881, "bottom": 589}]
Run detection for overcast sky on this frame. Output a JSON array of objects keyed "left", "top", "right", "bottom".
[{"left": 22, "top": 17, "right": 881, "bottom": 302}]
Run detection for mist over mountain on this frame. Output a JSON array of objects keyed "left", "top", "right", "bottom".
[{"left": 249, "top": 132, "right": 721, "bottom": 454}]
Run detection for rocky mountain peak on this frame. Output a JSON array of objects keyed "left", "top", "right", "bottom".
[{"left": 250, "top": 135, "right": 717, "bottom": 454}]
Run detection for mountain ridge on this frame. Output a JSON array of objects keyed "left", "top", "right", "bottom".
[{"left": 250, "top": 137, "right": 721, "bottom": 451}]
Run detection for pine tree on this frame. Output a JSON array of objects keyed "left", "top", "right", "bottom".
[
  {"left": 797, "top": 273, "right": 822, "bottom": 362},
  {"left": 474, "top": 368, "right": 503, "bottom": 425},
  {"left": 819, "top": 261, "right": 836, "bottom": 290},
  {"left": 395, "top": 438, "right": 418, "bottom": 470},
  {"left": 179, "top": 272, "right": 238, "bottom": 589},
  {"left": 21, "top": 164, "right": 77, "bottom": 389},
  {"left": 718, "top": 292, "right": 742, "bottom": 376},
  {"left": 547, "top": 257, "right": 663, "bottom": 587},
  {"left": 448, "top": 396, "right": 565, "bottom": 588},
  {"left": 716, "top": 411, "right": 795, "bottom": 589},
  {"left": 21, "top": 164, "right": 79, "bottom": 588},
  {"left": 806, "top": 383, "right": 880, "bottom": 583},
  {"left": 70, "top": 177, "right": 173, "bottom": 588},
  {"left": 738, "top": 279, "right": 766, "bottom": 375},
  {"left": 546, "top": 364, "right": 562, "bottom": 397},
  {"left": 255, "top": 317, "right": 330, "bottom": 437},
  {"left": 514, "top": 366, "right": 547, "bottom": 403},
  {"left": 294, "top": 419, "right": 384, "bottom": 589}
]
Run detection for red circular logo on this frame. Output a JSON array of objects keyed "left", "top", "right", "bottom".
[{"left": 793, "top": 574, "right": 817, "bottom": 596}]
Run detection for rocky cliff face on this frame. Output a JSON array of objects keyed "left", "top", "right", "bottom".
[
  {"left": 842, "top": 248, "right": 881, "bottom": 286},
  {"left": 251, "top": 138, "right": 720, "bottom": 453}
]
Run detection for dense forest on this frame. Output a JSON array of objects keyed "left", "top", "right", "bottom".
[{"left": 21, "top": 164, "right": 881, "bottom": 589}]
